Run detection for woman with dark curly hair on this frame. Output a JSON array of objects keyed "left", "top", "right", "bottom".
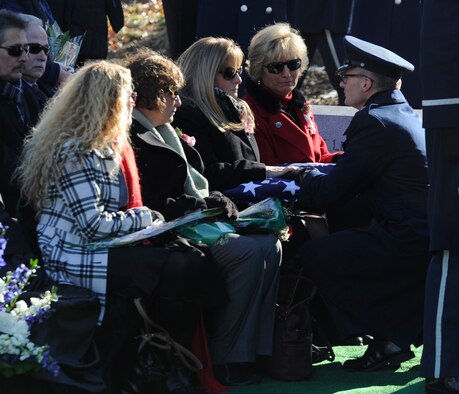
[{"left": 126, "top": 48, "right": 283, "bottom": 387}]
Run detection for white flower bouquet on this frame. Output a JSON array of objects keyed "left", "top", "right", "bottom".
[{"left": 0, "top": 223, "right": 59, "bottom": 378}]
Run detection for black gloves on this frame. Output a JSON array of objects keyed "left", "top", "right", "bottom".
[
  {"left": 204, "top": 191, "right": 239, "bottom": 220},
  {"left": 282, "top": 167, "right": 315, "bottom": 184}
]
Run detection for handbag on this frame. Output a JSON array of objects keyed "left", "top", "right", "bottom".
[
  {"left": 23, "top": 283, "right": 105, "bottom": 393},
  {"left": 266, "top": 274, "right": 334, "bottom": 381},
  {"left": 128, "top": 298, "right": 204, "bottom": 393}
]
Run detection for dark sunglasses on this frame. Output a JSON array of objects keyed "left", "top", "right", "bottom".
[
  {"left": 219, "top": 66, "right": 243, "bottom": 80},
  {"left": 28, "top": 43, "right": 50, "bottom": 55},
  {"left": 0, "top": 44, "right": 30, "bottom": 57},
  {"left": 264, "top": 58, "right": 302, "bottom": 74}
]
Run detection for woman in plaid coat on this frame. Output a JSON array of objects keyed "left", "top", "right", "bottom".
[{"left": 16, "top": 60, "right": 217, "bottom": 355}]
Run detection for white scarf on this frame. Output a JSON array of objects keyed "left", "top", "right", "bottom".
[{"left": 133, "top": 109, "right": 209, "bottom": 199}]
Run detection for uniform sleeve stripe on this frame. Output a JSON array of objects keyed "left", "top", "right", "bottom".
[{"left": 422, "top": 97, "right": 459, "bottom": 106}]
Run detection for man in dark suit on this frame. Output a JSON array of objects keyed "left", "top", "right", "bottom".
[
  {"left": 420, "top": 1, "right": 459, "bottom": 392},
  {"left": 0, "top": 10, "right": 40, "bottom": 216},
  {"left": 21, "top": 13, "right": 54, "bottom": 108},
  {"left": 295, "top": 36, "right": 431, "bottom": 371}
]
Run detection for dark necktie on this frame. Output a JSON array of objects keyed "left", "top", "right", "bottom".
[{"left": 32, "top": 83, "right": 48, "bottom": 103}]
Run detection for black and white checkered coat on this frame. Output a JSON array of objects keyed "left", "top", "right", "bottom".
[{"left": 37, "top": 147, "right": 153, "bottom": 320}]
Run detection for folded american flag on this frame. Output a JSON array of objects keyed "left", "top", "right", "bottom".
[
  {"left": 224, "top": 178, "right": 301, "bottom": 203},
  {"left": 223, "top": 163, "right": 335, "bottom": 204}
]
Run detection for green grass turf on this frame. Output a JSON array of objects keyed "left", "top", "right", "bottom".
[{"left": 228, "top": 346, "right": 424, "bottom": 394}]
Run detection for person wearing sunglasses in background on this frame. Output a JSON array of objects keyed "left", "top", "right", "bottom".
[
  {"left": 243, "top": 23, "right": 342, "bottom": 167},
  {"left": 20, "top": 14, "right": 55, "bottom": 108},
  {"left": 0, "top": 0, "right": 71, "bottom": 89},
  {"left": 173, "top": 36, "right": 298, "bottom": 195},
  {"left": 0, "top": 9, "right": 40, "bottom": 217}
]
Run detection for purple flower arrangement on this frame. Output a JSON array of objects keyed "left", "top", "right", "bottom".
[{"left": 0, "top": 222, "right": 59, "bottom": 378}]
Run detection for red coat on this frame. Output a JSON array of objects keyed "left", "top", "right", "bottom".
[{"left": 243, "top": 79, "right": 342, "bottom": 165}]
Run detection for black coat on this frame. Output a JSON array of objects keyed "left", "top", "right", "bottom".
[
  {"left": 47, "top": 0, "right": 124, "bottom": 62},
  {"left": 162, "top": 0, "right": 199, "bottom": 59},
  {"left": 297, "top": 89, "right": 430, "bottom": 348},
  {"left": 130, "top": 119, "right": 208, "bottom": 221},
  {"left": 172, "top": 97, "right": 266, "bottom": 191},
  {"left": 0, "top": 86, "right": 40, "bottom": 217}
]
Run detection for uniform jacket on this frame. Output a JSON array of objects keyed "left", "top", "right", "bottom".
[
  {"left": 37, "top": 147, "right": 154, "bottom": 319},
  {"left": 297, "top": 89, "right": 429, "bottom": 247},
  {"left": 298, "top": 89, "right": 430, "bottom": 348},
  {"left": 420, "top": 0, "right": 459, "bottom": 251},
  {"left": 0, "top": 83, "right": 40, "bottom": 216},
  {"left": 172, "top": 97, "right": 266, "bottom": 191},
  {"left": 243, "top": 79, "right": 341, "bottom": 165},
  {"left": 130, "top": 119, "right": 209, "bottom": 221},
  {"left": 421, "top": 0, "right": 459, "bottom": 128},
  {"left": 349, "top": 0, "right": 421, "bottom": 108},
  {"left": 287, "top": 0, "right": 353, "bottom": 34},
  {"left": 196, "top": 0, "right": 288, "bottom": 55}
]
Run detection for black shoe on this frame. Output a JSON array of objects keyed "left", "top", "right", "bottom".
[
  {"left": 426, "top": 377, "right": 459, "bottom": 393},
  {"left": 213, "top": 363, "right": 262, "bottom": 386},
  {"left": 345, "top": 334, "right": 375, "bottom": 346},
  {"left": 312, "top": 344, "right": 335, "bottom": 364},
  {"left": 341, "top": 341, "right": 415, "bottom": 372}
]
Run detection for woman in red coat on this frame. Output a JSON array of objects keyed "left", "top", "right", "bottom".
[{"left": 244, "top": 23, "right": 341, "bottom": 165}]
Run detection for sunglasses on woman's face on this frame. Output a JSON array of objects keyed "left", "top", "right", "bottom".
[
  {"left": 264, "top": 58, "right": 302, "bottom": 74},
  {"left": 219, "top": 66, "right": 243, "bottom": 80},
  {"left": 28, "top": 43, "right": 51, "bottom": 55},
  {"left": 0, "top": 44, "right": 30, "bottom": 57}
]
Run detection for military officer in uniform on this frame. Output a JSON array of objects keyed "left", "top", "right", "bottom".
[
  {"left": 420, "top": 0, "right": 459, "bottom": 392},
  {"left": 295, "top": 36, "right": 431, "bottom": 371}
]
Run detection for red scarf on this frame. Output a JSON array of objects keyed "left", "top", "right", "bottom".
[{"left": 120, "top": 143, "right": 143, "bottom": 208}]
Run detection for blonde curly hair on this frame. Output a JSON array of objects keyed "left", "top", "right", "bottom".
[{"left": 17, "top": 60, "right": 133, "bottom": 212}]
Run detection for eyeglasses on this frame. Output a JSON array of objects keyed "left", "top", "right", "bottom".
[
  {"left": 168, "top": 90, "right": 180, "bottom": 101},
  {"left": 264, "top": 58, "right": 302, "bottom": 74},
  {"left": 0, "top": 44, "right": 30, "bottom": 57},
  {"left": 219, "top": 66, "right": 243, "bottom": 80},
  {"left": 28, "top": 43, "right": 50, "bottom": 55},
  {"left": 339, "top": 73, "right": 373, "bottom": 83}
]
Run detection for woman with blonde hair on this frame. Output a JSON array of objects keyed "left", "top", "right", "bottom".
[
  {"left": 244, "top": 23, "right": 341, "bottom": 165},
  {"left": 17, "top": 60, "right": 215, "bottom": 393},
  {"left": 173, "top": 36, "right": 297, "bottom": 192}
]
